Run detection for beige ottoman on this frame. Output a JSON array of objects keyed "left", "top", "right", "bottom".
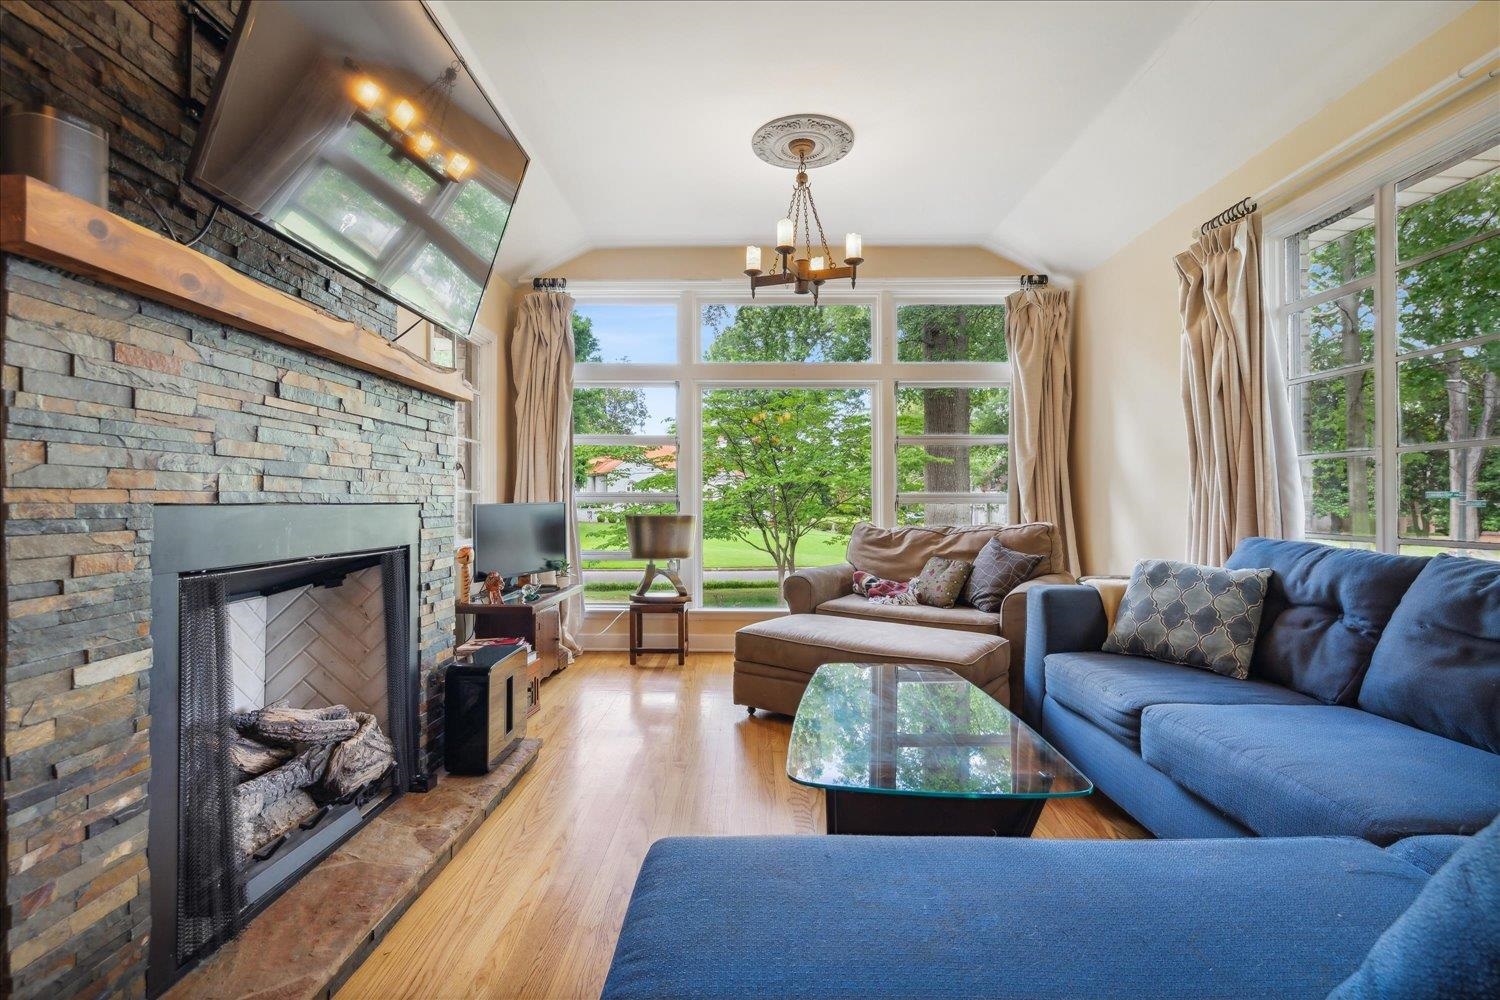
[{"left": 733, "top": 614, "right": 1010, "bottom": 717}]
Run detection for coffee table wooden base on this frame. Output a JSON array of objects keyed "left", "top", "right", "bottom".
[{"left": 824, "top": 788, "right": 1047, "bottom": 837}]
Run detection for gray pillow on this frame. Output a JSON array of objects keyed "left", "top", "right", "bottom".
[
  {"left": 961, "top": 538, "right": 1043, "bottom": 613},
  {"left": 1102, "top": 559, "right": 1271, "bottom": 679},
  {"left": 910, "top": 556, "right": 973, "bottom": 609}
]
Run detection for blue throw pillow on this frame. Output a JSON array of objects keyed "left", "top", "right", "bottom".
[
  {"left": 1327, "top": 814, "right": 1500, "bottom": 999},
  {"left": 1102, "top": 559, "right": 1271, "bottom": 679},
  {"left": 1358, "top": 553, "right": 1500, "bottom": 753}
]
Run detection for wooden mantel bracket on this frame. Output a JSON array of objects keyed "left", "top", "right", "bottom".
[{"left": 0, "top": 174, "right": 473, "bottom": 402}]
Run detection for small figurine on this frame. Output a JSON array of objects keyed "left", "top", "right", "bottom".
[
  {"left": 456, "top": 546, "right": 473, "bottom": 603},
  {"left": 484, "top": 571, "right": 503, "bottom": 604}
]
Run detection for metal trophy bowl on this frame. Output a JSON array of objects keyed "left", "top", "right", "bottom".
[{"left": 625, "top": 514, "right": 694, "bottom": 603}]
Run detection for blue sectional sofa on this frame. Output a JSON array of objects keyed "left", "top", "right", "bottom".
[
  {"left": 603, "top": 822, "right": 1498, "bottom": 999},
  {"left": 1025, "top": 539, "right": 1500, "bottom": 842},
  {"left": 603, "top": 539, "right": 1500, "bottom": 998}
]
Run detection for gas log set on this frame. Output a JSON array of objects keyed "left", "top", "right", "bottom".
[{"left": 228, "top": 705, "right": 396, "bottom": 859}]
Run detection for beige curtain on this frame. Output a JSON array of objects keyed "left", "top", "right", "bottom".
[
  {"left": 1005, "top": 285, "right": 1081, "bottom": 576},
  {"left": 1177, "top": 212, "right": 1301, "bottom": 565},
  {"left": 511, "top": 289, "right": 581, "bottom": 659}
]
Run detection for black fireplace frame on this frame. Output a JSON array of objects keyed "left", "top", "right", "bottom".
[{"left": 145, "top": 503, "right": 423, "bottom": 997}]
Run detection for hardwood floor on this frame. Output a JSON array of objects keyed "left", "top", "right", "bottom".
[{"left": 336, "top": 652, "right": 1147, "bottom": 1000}]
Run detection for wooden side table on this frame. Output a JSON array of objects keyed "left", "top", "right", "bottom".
[
  {"left": 629, "top": 597, "right": 689, "bottom": 665},
  {"left": 457, "top": 579, "right": 583, "bottom": 715}
]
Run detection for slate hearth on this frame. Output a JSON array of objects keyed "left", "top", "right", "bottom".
[
  {"left": 2, "top": 257, "right": 461, "bottom": 998},
  {"left": 165, "top": 739, "right": 540, "bottom": 1000}
]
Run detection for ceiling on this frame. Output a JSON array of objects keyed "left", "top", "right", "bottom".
[{"left": 431, "top": 0, "right": 1474, "bottom": 282}]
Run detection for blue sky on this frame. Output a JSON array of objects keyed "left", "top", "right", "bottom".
[{"left": 574, "top": 304, "right": 676, "bottom": 363}]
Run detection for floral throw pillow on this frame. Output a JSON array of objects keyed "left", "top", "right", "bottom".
[
  {"left": 852, "top": 570, "right": 916, "bottom": 606},
  {"left": 1102, "top": 559, "right": 1272, "bottom": 679},
  {"left": 961, "top": 538, "right": 1044, "bottom": 613},
  {"left": 910, "top": 556, "right": 973, "bottom": 609}
]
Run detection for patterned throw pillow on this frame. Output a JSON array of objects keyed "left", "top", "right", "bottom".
[
  {"left": 1102, "top": 559, "right": 1272, "bottom": 679},
  {"left": 910, "top": 556, "right": 974, "bottom": 609},
  {"left": 961, "top": 538, "right": 1044, "bottom": 612},
  {"left": 852, "top": 570, "right": 916, "bottom": 606}
]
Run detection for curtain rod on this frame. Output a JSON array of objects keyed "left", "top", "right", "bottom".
[
  {"left": 1199, "top": 197, "right": 1258, "bottom": 235},
  {"left": 1019, "top": 273, "right": 1049, "bottom": 287},
  {"left": 532, "top": 277, "right": 568, "bottom": 290}
]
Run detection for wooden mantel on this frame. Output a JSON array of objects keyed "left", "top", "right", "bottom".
[{"left": 0, "top": 174, "right": 473, "bottom": 401}]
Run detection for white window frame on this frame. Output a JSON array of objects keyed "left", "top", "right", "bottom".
[
  {"left": 400, "top": 308, "right": 494, "bottom": 548},
  {"left": 571, "top": 278, "right": 1019, "bottom": 610},
  {"left": 1264, "top": 102, "right": 1499, "bottom": 557}
]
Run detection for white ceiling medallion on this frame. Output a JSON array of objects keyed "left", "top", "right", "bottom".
[{"left": 751, "top": 114, "right": 855, "bottom": 170}]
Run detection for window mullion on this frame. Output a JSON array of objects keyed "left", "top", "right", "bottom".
[{"left": 1375, "top": 179, "right": 1400, "bottom": 554}]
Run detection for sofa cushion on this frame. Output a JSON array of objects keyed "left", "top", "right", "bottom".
[
  {"left": 911, "top": 555, "right": 973, "bottom": 608},
  {"left": 1044, "top": 651, "right": 1317, "bottom": 749},
  {"left": 817, "top": 593, "right": 1002, "bottom": 633},
  {"left": 963, "top": 537, "right": 1043, "bottom": 612},
  {"left": 1102, "top": 559, "right": 1272, "bottom": 679},
  {"left": 1359, "top": 554, "right": 1500, "bottom": 753},
  {"left": 602, "top": 834, "right": 1428, "bottom": 1000},
  {"left": 1140, "top": 704, "right": 1500, "bottom": 844},
  {"left": 734, "top": 614, "right": 1009, "bottom": 701},
  {"left": 1384, "top": 834, "right": 1473, "bottom": 875},
  {"left": 1226, "top": 537, "right": 1427, "bottom": 704},
  {"left": 1328, "top": 815, "right": 1500, "bottom": 1000},
  {"left": 846, "top": 520, "right": 1058, "bottom": 580}
]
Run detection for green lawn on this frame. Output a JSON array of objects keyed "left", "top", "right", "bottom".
[{"left": 580, "top": 524, "right": 849, "bottom": 570}]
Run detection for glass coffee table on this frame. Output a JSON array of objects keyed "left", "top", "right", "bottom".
[{"left": 787, "top": 662, "right": 1092, "bottom": 836}]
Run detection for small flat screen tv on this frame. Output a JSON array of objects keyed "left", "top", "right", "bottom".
[
  {"left": 473, "top": 503, "right": 567, "bottom": 582},
  {"left": 188, "top": 0, "right": 527, "bottom": 338}
]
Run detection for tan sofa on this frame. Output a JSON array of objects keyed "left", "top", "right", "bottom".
[{"left": 779, "top": 521, "right": 1074, "bottom": 711}]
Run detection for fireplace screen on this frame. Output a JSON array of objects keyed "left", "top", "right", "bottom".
[{"left": 173, "top": 549, "right": 414, "bottom": 965}]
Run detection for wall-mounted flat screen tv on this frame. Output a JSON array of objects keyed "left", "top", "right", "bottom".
[{"left": 188, "top": 0, "right": 527, "bottom": 338}]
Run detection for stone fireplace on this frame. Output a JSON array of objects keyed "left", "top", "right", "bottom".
[
  {"left": 145, "top": 504, "right": 422, "bottom": 993},
  {"left": 2, "top": 254, "right": 461, "bottom": 998}
]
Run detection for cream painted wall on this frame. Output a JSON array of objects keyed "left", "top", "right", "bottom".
[{"left": 1071, "top": 3, "right": 1500, "bottom": 575}]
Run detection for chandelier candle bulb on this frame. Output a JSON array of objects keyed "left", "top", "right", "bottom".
[
  {"left": 810, "top": 255, "right": 826, "bottom": 272},
  {"left": 446, "top": 152, "right": 471, "bottom": 180},
  {"left": 353, "top": 78, "right": 382, "bottom": 110},
  {"left": 412, "top": 133, "right": 435, "bottom": 156},
  {"left": 845, "top": 233, "right": 862, "bottom": 262},
  {"left": 391, "top": 98, "right": 417, "bottom": 131},
  {"left": 745, "top": 245, "right": 762, "bottom": 272},
  {"left": 776, "top": 218, "right": 794, "bottom": 250}
]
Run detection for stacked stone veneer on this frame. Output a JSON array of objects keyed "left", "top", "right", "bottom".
[{"left": 1, "top": 256, "right": 458, "bottom": 999}]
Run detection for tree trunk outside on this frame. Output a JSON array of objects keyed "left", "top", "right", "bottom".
[
  {"left": 1448, "top": 362, "right": 1496, "bottom": 542},
  {"left": 922, "top": 312, "right": 971, "bottom": 525},
  {"left": 1338, "top": 237, "right": 1371, "bottom": 535}
]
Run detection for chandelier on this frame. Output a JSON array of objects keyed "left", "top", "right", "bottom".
[
  {"left": 743, "top": 115, "right": 863, "bottom": 305},
  {"left": 346, "top": 58, "right": 472, "bottom": 182}
]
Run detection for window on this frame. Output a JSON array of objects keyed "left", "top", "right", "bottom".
[
  {"left": 896, "top": 383, "right": 1009, "bottom": 526},
  {"left": 574, "top": 303, "right": 677, "bottom": 363},
  {"left": 452, "top": 335, "right": 482, "bottom": 542},
  {"left": 700, "top": 303, "right": 872, "bottom": 362},
  {"left": 1275, "top": 137, "right": 1498, "bottom": 560},
  {"left": 397, "top": 307, "right": 486, "bottom": 543},
  {"left": 701, "top": 386, "right": 871, "bottom": 607},
  {"left": 896, "top": 303, "right": 1007, "bottom": 362},
  {"left": 570, "top": 285, "right": 1013, "bottom": 609}
]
